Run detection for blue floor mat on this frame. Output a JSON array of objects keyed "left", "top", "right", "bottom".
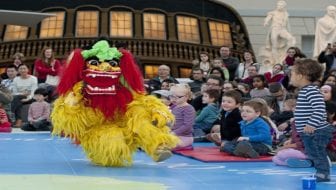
[{"left": 0, "top": 133, "right": 335, "bottom": 190}]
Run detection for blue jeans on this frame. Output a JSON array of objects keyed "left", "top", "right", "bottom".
[
  {"left": 223, "top": 140, "right": 271, "bottom": 155},
  {"left": 193, "top": 123, "right": 212, "bottom": 137},
  {"left": 300, "top": 126, "right": 333, "bottom": 178}
]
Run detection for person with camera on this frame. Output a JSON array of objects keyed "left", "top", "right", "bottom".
[{"left": 318, "top": 42, "right": 336, "bottom": 77}]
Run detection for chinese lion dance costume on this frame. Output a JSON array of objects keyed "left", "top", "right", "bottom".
[{"left": 51, "top": 40, "right": 179, "bottom": 167}]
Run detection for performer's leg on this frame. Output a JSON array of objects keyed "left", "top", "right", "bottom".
[{"left": 80, "top": 125, "right": 134, "bottom": 167}]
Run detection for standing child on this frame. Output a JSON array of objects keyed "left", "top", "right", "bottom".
[
  {"left": 290, "top": 59, "right": 333, "bottom": 182},
  {"left": 193, "top": 89, "right": 220, "bottom": 139},
  {"left": 170, "top": 84, "right": 196, "bottom": 150},
  {"left": 222, "top": 100, "right": 272, "bottom": 158},
  {"left": 21, "top": 88, "right": 51, "bottom": 131}
]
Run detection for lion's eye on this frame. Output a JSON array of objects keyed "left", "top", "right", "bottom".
[
  {"left": 88, "top": 60, "right": 99, "bottom": 66},
  {"left": 109, "top": 60, "right": 119, "bottom": 67}
]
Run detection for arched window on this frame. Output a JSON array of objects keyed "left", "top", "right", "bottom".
[
  {"left": 76, "top": 10, "right": 99, "bottom": 37},
  {"left": 40, "top": 11, "right": 65, "bottom": 38},
  {"left": 3, "top": 25, "right": 28, "bottom": 41},
  {"left": 143, "top": 13, "right": 166, "bottom": 40},
  {"left": 176, "top": 15, "right": 200, "bottom": 43},
  {"left": 110, "top": 11, "right": 132, "bottom": 37},
  {"left": 208, "top": 21, "right": 232, "bottom": 47}
]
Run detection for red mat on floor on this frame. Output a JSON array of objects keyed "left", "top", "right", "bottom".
[{"left": 173, "top": 146, "right": 273, "bottom": 162}]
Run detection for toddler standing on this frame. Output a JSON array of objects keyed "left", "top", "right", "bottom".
[{"left": 290, "top": 59, "right": 333, "bottom": 182}]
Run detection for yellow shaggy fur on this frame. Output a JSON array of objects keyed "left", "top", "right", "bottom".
[{"left": 51, "top": 82, "right": 179, "bottom": 166}]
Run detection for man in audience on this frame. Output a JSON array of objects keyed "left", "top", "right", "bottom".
[
  {"left": 148, "top": 65, "right": 179, "bottom": 92},
  {"left": 219, "top": 46, "right": 239, "bottom": 81},
  {"left": 241, "top": 65, "right": 259, "bottom": 88},
  {"left": 268, "top": 82, "right": 295, "bottom": 114},
  {"left": 188, "top": 67, "right": 205, "bottom": 97},
  {"left": 318, "top": 41, "right": 336, "bottom": 77},
  {"left": 1, "top": 65, "right": 18, "bottom": 92}
]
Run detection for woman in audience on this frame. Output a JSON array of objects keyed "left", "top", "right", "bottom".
[
  {"left": 320, "top": 84, "right": 336, "bottom": 103},
  {"left": 322, "top": 74, "right": 336, "bottom": 86},
  {"left": 209, "top": 67, "right": 226, "bottom": 82},
  {"left": 34, "top": 46, "right": 62, "bottom": 84},
  {"left": 235, "top": 50, "right": 260, "bottom": 80},
  {"left": 264, "top": 64, "right": 285, "bottom": 83},
  {"left": 282, "top": 47, "right": 306, "bottom": 68}
]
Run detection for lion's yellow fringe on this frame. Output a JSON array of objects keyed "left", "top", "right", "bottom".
[{"left": 51, "top": 83, "right": 179, "bottom": 166}]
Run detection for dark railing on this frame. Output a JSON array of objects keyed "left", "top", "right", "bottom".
[{"left": 0, "top": 38, "right": 243, "bottom": 66}]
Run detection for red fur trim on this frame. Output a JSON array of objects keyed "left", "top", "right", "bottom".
[
  {"left": 57, "top": 49, "right": 85, "bottom": 95},
  {"left": 119, "top": 50, "right": 145, "bottom": 92},
  {"left": 86, "top": 86, "right": 132, "bottom": 119}
]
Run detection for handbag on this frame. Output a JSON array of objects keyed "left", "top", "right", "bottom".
[{"left": 45, "top": 74, "right": 59, "bottom": 86}]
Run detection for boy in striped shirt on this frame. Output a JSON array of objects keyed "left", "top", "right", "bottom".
[{"left": 290, "top": 59, "right": 333, "bottom": 182}]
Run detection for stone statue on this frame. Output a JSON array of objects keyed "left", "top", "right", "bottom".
[
  {"left": 313, "top": 5, "right": 336, "bottom": 57},
  {"left": 259, "top": 0, "right": 296, "bottom": 73}
]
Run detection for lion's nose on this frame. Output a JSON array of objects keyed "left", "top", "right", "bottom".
[{"left": 98, "top": 62, "right": 111, "bottom": 71}]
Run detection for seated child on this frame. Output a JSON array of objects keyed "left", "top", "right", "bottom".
[
  {"left": 221, "top": 99, "right": 273, "bottom": 158},
  {"left": 325, "top": 101, "right": 336, "bottom": 162},
  {"left": 206, "top": 90, "right": 242, "bottom": 147},
  {"left": 0, "top": 99, "right": 12, "bottom": 133},
  {"left": 193, "top": 89, "right": 220, "bottom": 139},
  {"left": 270, "top": 98, "right": 295, "bottom": 127},
  {"left": 170, "top": 84, "right": 196, "bottom": 150},
  {"left": 151, "top": 89, "right": 172, "bottom": 108},
  {"left": 21, "top": 88, "right": 51, "bottom": 131},
  {"left": 272, "top": 120, "right": 311, "bottom": 167}
]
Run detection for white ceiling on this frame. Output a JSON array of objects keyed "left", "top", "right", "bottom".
[{"left": 0, "top": 10, "right": 55, "bottom": 26}]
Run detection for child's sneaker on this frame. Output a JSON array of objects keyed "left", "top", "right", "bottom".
[
  {"left": 286, "top": 158, "right": 313, "bottom": 168},
  {"left": 233, "top": 142, "right": 259, "bottom": 158},
  {"left": 315, "top": 173, "right": 331, "bottom": 182},
  {"left": 206, "top": 133, "right": 221, "bottom": 146}
]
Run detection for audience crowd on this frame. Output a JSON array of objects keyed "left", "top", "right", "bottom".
[{"left": 0, "top": 44, "right": 335, "bottom": 179}]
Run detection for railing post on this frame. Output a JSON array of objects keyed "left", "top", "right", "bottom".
[{"left": 65, "top": 9, "right": 75, "bottom": 37}]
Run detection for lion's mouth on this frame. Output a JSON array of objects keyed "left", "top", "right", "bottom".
[
  {"left": 86, "top": 84, "right": 116, "bottom": 95},
  {"left": 83, "top": 69, "right": 121, "bottom": 95}
]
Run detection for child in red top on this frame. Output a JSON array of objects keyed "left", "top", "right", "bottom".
[
  {"left": 0, "top": 85, "right": 12, "bottom": 132},
  {"left": 0, "top": 102, "right": 11, "bottom": 133}
]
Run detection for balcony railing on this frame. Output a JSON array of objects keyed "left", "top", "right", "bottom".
[{"left": 0, "top": 38, "right": 244, "bottom": 66}]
